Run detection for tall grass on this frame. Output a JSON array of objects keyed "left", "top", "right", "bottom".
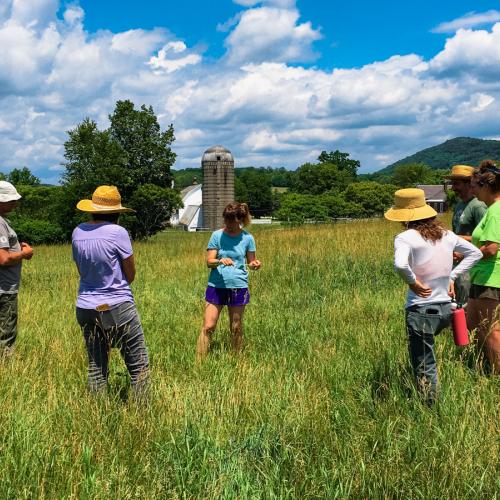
[{"left": 0, "top": 220, "right": 498, "bottom": 498}]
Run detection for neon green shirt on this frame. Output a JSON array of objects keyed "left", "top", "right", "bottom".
[{"left": 470, "top": 201, "right": 500, "bottom": 288}]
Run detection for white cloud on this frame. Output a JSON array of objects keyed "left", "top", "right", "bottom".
[
  {"left": 148, "top": 41, "right": 202, "bottom": 74},
  {"left": 1, "top": 1, "right": 500, "bottom": 179},
  {"left": 63, "top": 4, "right": 84, "bottom": 26},
  {"left": 432, "top": 10, "right": 500, "bottom": 33},
  {"left": 224, "top": 7, "right": 321, "bottom": 64},
  {"left": 111, "top": 28, "right": 166, "bottom": 55},
  {"left": 9, "top": 0, "right": 59, "bottom": 29},
  {"left": 429, "top": 23, "right": 500, "bottom": 79}
]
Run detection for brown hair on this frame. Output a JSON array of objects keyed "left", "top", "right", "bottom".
[
  {"left": 405, "top": 217, "right": 446, "bottom": 242},
  {"left": 474, "top": 159, "right": 500, "bottom": 193},
  {"left": 223, "top": 202, "right": 251, "bottom": 227}
]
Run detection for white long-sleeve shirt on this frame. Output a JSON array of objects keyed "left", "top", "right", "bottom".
[{"left": 394, "top": 229, "right": 482, "bottom": 308}]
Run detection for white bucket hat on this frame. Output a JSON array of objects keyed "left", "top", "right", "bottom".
[{"left": 0, "top": 181, "right": 21, "bottom": 203}]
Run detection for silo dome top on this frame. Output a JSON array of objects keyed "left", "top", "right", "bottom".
[{"left": 202, "top": 145, "right": 233, "bottom": 163}]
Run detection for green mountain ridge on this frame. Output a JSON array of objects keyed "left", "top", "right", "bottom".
[{"left": 376, "top": 137, "right": 500, "bottom": 175}]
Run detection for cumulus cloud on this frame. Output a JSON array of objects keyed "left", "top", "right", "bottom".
[
  {"left": 1, "top": 0, "right": 500, "bottom": 179},
  {"left": 429, "top": 23, "right": 500, "bottom": 79},
  {"left": 224, "top": 7, "right": 321, "bottom": 64},
  {"left": 432, "top": 10, "right": 500, "bottom": 33},
  {"left": 9, "top": 0, "right": 59, "bottom": 29}
]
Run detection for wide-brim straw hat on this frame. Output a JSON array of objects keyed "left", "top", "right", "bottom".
[
  {"left": 76, "top": 185, "right": 135, "bottom": 214},
  {"left": 384, "top": 188, "right": 437, "bottom": 222},
  {"left": 444, "top": 165, "right": 475, "bottom": 180}
]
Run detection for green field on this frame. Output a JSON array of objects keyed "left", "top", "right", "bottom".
[{"left": 0, "top": 220, "right": 498, "bottom": 498}]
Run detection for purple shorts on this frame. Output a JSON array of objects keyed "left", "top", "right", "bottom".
[{"left": 205, "top": 287, "right": 250, "bottom": 306}]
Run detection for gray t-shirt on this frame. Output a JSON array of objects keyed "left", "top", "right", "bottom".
[
  {"left": 452, "top": 197, "right": 487, "bottom": 236},
  {"left": 0, "top": 216, "right": 21, "bottom": 293}
]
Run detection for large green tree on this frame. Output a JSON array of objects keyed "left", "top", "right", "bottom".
[
  {"left": 109, "top": 100, "right": 176, "bottom": 197},
  {"left": 343, "top": 181, "right": 397, "bottom": 217},
  {"left": 62, "top": 101, "right": 181, "bottom": 239},
  {"left": 318, "top": 150, "right": 360, "bottom": 177},
  {"left": 391, "top": 163, "right": 447, "bottom": 187},
  {"left": 275, "top": 193, "right": 329, "bottom": 223},
  {"left": 7, "top": 167, "right": 41, "bottom": 186},
  {"left": 293, "top": 162, "right": 354, "bottom": 195},
  {"left": 236, "top": 169, "right": 273, "bottom": 216}
]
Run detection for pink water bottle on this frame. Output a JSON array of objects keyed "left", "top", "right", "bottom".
[{"left": 451, "top": 301, "right": 469, "bottom": 346}]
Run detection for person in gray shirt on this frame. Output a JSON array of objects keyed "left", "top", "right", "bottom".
[
  {"left": 0, "top": 181, "right": 33, "bottom": 355},
  {"left": 445, "top": 165, "right": 487, "bottom": 306}
]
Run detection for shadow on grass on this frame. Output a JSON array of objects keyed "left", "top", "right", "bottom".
[{"left": 370, "top": 353, "right": 415, "bottom": 403}]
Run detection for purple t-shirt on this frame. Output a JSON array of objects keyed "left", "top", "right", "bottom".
[{"left": 72, "top": 222, "right": 134, "bottom": 309}]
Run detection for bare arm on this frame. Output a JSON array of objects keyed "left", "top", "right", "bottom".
[
  {"left": 206, "top": 249, "right": 219, "bottom": 268},
  {"left": 122, "top": 255, "right": 136, "bottom": 283},
  {"left": 0, "top": 243, "right": 33, "bottom": 266},
  {"left": 479, "top": 241, "right": 499, "bottom": 259},
  {"left": 206, "top": 249, "right": 233, "bottom": 267},
  {"left": 246, "top": 250, "right": 262, "bottom": 270}
]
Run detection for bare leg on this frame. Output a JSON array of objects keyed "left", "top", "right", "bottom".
[
  {"left": 228, "top": 306, "right": 245, "bottom": 353},
  {"left": 468, "top": 298, "right": 500, "bottom": 372},
  {"left": 196, "top": 302, "right": 223, "bottom": 360}
]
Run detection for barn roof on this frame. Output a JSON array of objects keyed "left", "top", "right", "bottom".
[
  {"left": 180, "top": 205, "right": 200, "bottom": 226},
  {"left": 417, "top": 184, "right": 447, "bottom": 202},
  {"left": 181, "top": 183, "right": 201, "bottom": 198}
]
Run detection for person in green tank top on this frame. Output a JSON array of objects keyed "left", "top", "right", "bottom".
[
  {"left": 445, "top": 165, "right": 487, "bottom": 306},
  {"left": 468, "top": 160, "right": 500, "bottom": 373}
]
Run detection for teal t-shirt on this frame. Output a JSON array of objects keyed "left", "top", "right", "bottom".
[
  {"left": 470, "top": 201, "right": 500, "bottom": 288},
  {"left": 207, "top": 229, "right": 256, "bottom": 289}
]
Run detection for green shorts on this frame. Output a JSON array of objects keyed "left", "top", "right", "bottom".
[{"left": 0, "top": 293, "right": 18, "bottom": 349}]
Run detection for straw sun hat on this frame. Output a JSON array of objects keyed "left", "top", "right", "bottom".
[
  {"left": 384, "top": 188, "right": 437, "bottom": 222},
  {"left": 76, "top": 185, "right": 135, "bottom": 214},
  {"left": 444, "top": 165, "right": 475, "bottom": 180}
]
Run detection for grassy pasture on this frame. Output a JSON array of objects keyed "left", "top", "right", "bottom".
[{"left": 0, "top": 219, "right": 498, "bottom": 498}]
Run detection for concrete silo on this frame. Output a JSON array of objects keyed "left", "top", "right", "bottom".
[{"left": 202, "top": 145, "right": 235, "bottom": 230}]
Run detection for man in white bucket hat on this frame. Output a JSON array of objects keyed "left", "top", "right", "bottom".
[{"left": 0, "top": 181, "right": 33, "bottom": 355}]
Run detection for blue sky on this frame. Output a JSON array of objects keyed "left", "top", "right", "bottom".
[
  {"left": 1, "top": 0, "right": 500, "bottom": 182},
  {"left": 78, "top": 0, "right": 500, "bottom": 67}
]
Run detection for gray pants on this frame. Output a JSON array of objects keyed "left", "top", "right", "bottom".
[
  {"left": 0, "top": 293, "right": 17, "bottom": 350},
  {"left": 405, "top": 303, "right": 452, "bottom": 402},
  {"left": 76, "top": 301, "right": 149, "bottom": 395}
]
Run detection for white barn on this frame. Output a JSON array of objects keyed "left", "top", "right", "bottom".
[{"left": 171, "top": 184, "right": 204, "bottom": 231}]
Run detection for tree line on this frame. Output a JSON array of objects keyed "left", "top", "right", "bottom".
[
  {"left": 174, "top": 153, "right": 459, "bottom": 223},
  {"left": 4, "top": 99, "right": 490, "bottom": 242}
]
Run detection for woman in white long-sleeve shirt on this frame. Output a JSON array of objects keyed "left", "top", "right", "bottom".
[{"left": 385, "top": 188, "right": 482, "bottom": 403}]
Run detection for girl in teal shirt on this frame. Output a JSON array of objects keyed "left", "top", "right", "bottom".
[{"left": 196, "top": 203, "right": 261, "bottom": 358}]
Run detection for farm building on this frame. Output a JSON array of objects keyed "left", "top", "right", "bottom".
[
  {"left": 416, "top": 184, "right": 448, "bottom": 213},
  {"left": 171, "top": 145, "right": 235, "bottom": 231},
  {"left": 170, "top": 182, "right": 203, "bottom": 231}
]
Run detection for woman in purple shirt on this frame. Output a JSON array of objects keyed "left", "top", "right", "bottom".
[{"left": 72, "top": 186, "right": 149, "bottom": 397}]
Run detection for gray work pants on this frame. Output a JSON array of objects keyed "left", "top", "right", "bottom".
[
  {"left": 405, "top": 303, "right": 452, "bottom": 402},
  {"left": 0, "top": 293, "right": 17, "bottom": 350},
  {"left": 76, "top": 301, "right": 149, "bottom": 395}
]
